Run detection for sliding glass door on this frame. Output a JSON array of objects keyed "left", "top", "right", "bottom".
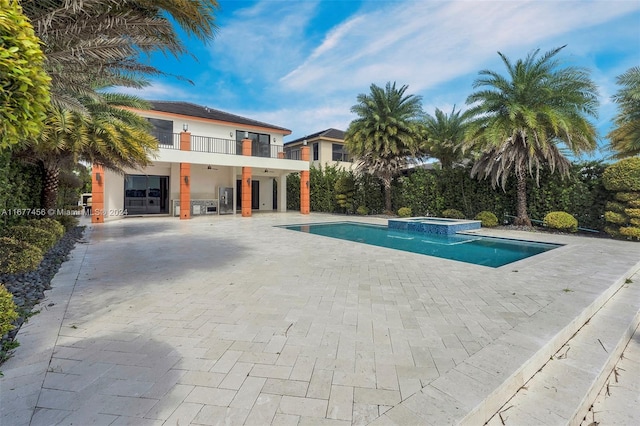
[{"left": 124, "top": 175, "right": 169, "bottom": 214}]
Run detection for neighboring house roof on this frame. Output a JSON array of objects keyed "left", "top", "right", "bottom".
[
  {"left": 148, "top": 101, "right": 291, "bottom": 134},
  {"left": 284, "top": 128, "right": 346, "bottom": 146}
]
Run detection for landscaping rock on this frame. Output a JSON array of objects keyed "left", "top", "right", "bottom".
[{"left": 0, "top": 226, "right": 85, "bottom": 342}]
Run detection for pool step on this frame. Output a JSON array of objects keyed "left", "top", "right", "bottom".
[
  {"left": 484, "top": 272, "right": 640, "bottom": 426},
  {"left": 370, "top": 261, "right": 640, "bottom": 426}
]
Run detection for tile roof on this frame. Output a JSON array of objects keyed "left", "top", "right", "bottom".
[
  {"left": 284, "top": 128, "right": 346, "bottom": 145},
  {"left": 148, "top": 101, "right": 291, "bottom": 133}
]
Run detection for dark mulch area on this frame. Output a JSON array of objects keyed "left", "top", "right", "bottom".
[{"left": 1, "top": 226, "right": 85, "bottom": 347}]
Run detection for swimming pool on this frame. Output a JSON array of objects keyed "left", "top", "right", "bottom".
[{"left": 278, "top": 222, "right": 561, "bottom": 267}]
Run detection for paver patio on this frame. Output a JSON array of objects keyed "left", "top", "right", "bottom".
[{"left": 1, "top": 213, "right": 639, "bottom": 425}]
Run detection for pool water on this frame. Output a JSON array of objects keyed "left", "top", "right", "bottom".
[{"left": 279, "top": 222, "right": 560, "bottom": 267}]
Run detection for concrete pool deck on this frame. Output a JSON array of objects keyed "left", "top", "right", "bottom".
[{"left": 1, "top": 213, "right": 639, "bottom": 425}]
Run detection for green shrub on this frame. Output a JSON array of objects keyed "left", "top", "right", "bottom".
[
  {"left": 625, "top": 208, "right": 640, "bottom": 219},
  {"left": 605, "top": 211, "right": 628, "bottom": 225},
  {"left": 397, "top": 207, "right": 412, "bottom": 218},
  {"left": 0, "top": 284, "right": 18, "bottom": 337},
  {"left": 631, "top": 218, "right": 640, "bottom": 227},
  {"left": 0, "top": 237, "right": 43, "bottom": 274},
  {"left": 543, "top": 211, "right": 578, "bottom": 232},
  {"left": 474, "top": 211, "right": 499, "bottom": 227},
  {"left": 441, "top": 208, "right": 465, "bottom": 219},
  {"left": 606, "top": 201, "right": 626, "bottom": 213},
  {"left": 619, "top": 226, "right": 640, "bottom": 240},
  {"left": 55, "top": 215, "right": 79, "bottom": 231},
  {"left": 24, "top": 218, "right": 65, "bottom": 239},
  {"left": 603, "top": 158, "right": 640, "bottom": 192},
  {"left": 356, "top": 206, "right": 369, "bottom": 215},
  {"left": 334, "top": 175, "right": 355, "bottom": 213},
  {"left": 629, "top": 200, "right": 640, "bottom": 208},
  {"left": 614, "top": 192, "right": 640, "bottom": 202},
  {"left": 0, "top": 0, "right": 51, "bottom": 149},
  {"left": 605, "top": 226, "right": 621, "bottom": 238},
  {"left": 2, "top": 225, "right": 57, "bottom": 251}
]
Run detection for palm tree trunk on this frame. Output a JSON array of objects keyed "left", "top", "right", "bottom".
[
  {"left": 42, "top": 164, "right": 60, "bottom": 211},
  {"left": 514, "top": 169, "right": 532, "bottom": 227},
  {"left": 383, "top": 177, "right": 392, "bottom": 214}
]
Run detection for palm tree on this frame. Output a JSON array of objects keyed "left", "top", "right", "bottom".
[
  {"left": 19, "top": 93, "right": 158, "bottom": 210},
  {"left": 22, "top": 0, "right": 220, "bottom": 111},
  {"left": 465, "top": 46, "right": 599, "bottom": 226},
  {"left": 18, "top": 0, "right": 219, "bottom": 208},
  {"left": 608, "top": 66, "right": 640, "bottom": 158},
  {"left": 422, "top": 106, "right": 471, "bottom": 169},
  {"left": 345, "top": 82, "right": 424, "bottom": 213}
]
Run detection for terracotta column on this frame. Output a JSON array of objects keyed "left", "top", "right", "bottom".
[
  {"left": 300, "top": 145, "right": 310, "bottom": 215},
  {"left": 241, "top": 138, "right": 252, "bottom": 217},
  {"left": 180, "top": 130, "right": 191, "bottom": 219},
  {"left": 91, "top": 165, "right": 104, "bottom": 223}
]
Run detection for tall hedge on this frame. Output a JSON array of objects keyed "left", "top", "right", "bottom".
[
  {"left": 286, "top": 173, "right": 300, "bottom": 211},
  {"left": 603, "top": 158, "right": 640, "bottom": 239},
  {"left": 289, "top": 161, "right": 608, "bottom": 232},
  {"left": 310, "top": 165, "right": 344, "bottom": 213},
  {"left": 0, "top": 152, "right": 43, "bottom": 227},
  {"left": 526, "top": 161, "right": 607, "bottom": 231},
  {"left": 355, "top": 173, "right": 385, "bottom": 214}
]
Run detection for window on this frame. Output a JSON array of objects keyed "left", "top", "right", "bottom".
[
  {"left": 236, "top": 131, "right": 272, "bottom": 158},
  {"left": 147, "top": 118, "right": 174, "bottom": 145},
  {"left": 312, "top": 143, "right": 319, "bottom": 161},
  {"left": 332, "top": 144, "right": 350, "bottom": 162}
]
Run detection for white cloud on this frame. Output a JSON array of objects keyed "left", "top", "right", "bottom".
[
  {"left": 280, "top": 0, "right": 640, "bottom": 95},
  {"left": 209, "top": 0, "right": 320, "bottom": 82},
  {"left": 107, "top": 82, "right": 192, "bottom": 100},
  {"left": 238, "top": 101, "right": 355, "bottom": 142}
]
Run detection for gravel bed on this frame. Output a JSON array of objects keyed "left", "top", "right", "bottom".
[{"left": 1, "top": 226, "right": 85, "bottom": 342}]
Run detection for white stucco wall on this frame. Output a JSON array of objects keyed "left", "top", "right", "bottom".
[
  {"left": 310, "top": 140, "right": 356, "bottom": 171},
  {"left": 104, "top": 169, "right": 124, "bottom": 221},
  {"left": 257, "top": 177, "right": 275, "bottom": 211}
]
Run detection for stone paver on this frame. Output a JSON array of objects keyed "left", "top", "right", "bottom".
[
  {"left": 581, "top": 326, "right": 640, "bottom": 426},
  {"left": 1, "top": 213, "right": 639, "bottom": 425}
]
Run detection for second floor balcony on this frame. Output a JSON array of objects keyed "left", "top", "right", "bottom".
[{"left": 157, "top": 132, "right": 286, "bottom": 159}]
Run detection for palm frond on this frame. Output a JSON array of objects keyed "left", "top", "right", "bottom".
[
  {"left": 608, "top": 67, "right": 640, "bottom": 158},
  {"left": 23, "top": 0, "right": 218, "bottom": 111}
]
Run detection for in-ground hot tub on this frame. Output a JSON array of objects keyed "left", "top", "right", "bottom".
[{"left": 388, "top": 216, "right": 481, "bottom": 235}]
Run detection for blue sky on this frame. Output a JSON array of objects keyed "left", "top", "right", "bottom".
[{"left": 127, "top": 0, "right": 640, "bottom": 158}]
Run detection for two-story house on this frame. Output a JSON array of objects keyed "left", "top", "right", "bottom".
[
  {"left": 91, "top": 101, "right": 310, "bottom": 222},
  {"left": 283, "top": 128, "right": 354, "bottom": 170}
]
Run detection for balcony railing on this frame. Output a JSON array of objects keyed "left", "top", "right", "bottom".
[
  {"left": 271, "top": 144, "right": 284, "bottom": 158},
  {"left": 191, "top": 135, "right": 237, "bottom": 155},
  {"left": 155, "top": 133, "right": 291, "bottom": 159},
  {"left": 285, "top": 148, "right": 301, "bottom": 160},
  {"left": 157, "top": 132, "right": 180, "bottom": 149}
]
